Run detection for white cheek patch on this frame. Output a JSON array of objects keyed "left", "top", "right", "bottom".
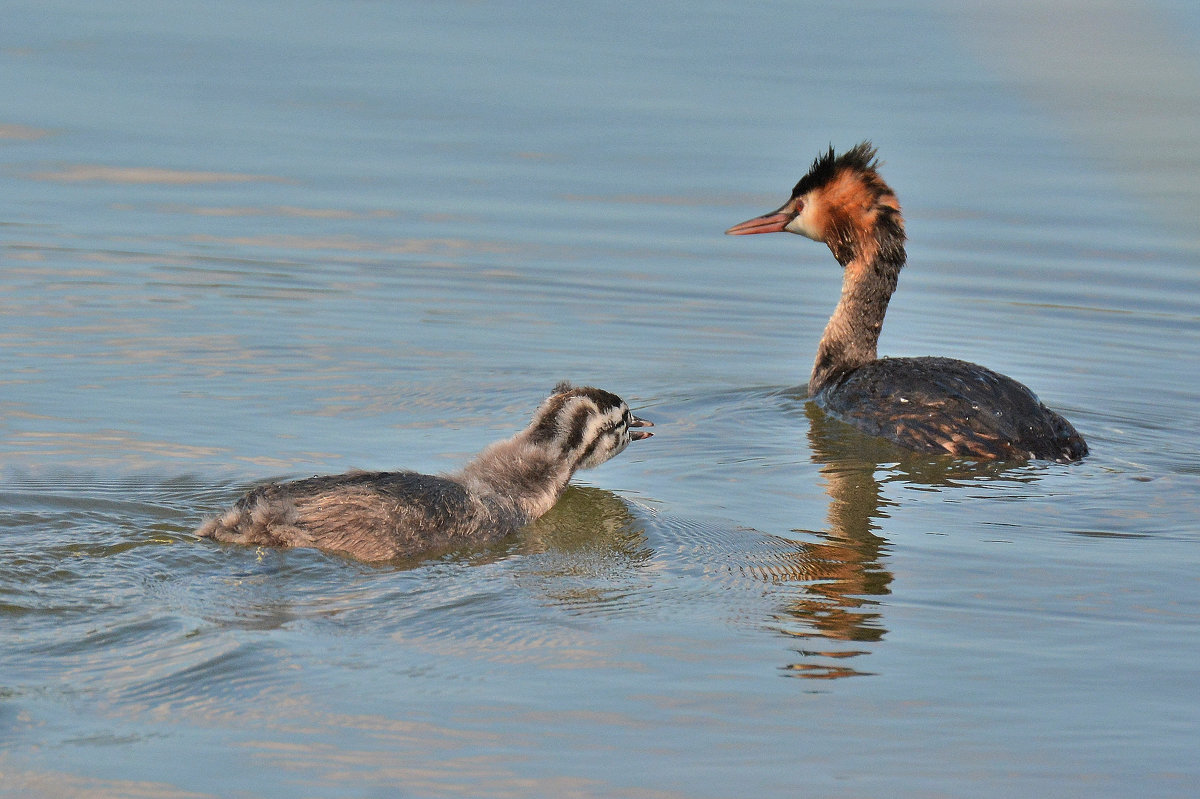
[{"left": 784, "top": 200, "right": 822, "bottom": 241}]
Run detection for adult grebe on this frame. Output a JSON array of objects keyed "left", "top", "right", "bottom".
[
  {"left": 197, "top": 383, "right": 653, "bottom": 561},
  {"left": 726, "top": 142, "right": 1087, "bottom": 462}
]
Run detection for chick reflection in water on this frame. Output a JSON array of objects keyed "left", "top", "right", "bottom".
[
  {"left": 515, "top": 484, "right": 655, "bottom": 611},
  {"left": 198, "top": 383, "right": 652, "bottom": 562}
]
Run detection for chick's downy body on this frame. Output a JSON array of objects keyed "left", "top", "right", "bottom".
[{"left": 197, "top": 383, "right": 652, "bottom": 561}]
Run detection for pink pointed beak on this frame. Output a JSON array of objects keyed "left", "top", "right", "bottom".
[
  {"left": 630, "top": 415, "right": 653, "bottom": 441},
  {"left": 725, "top": 198, "right": 797, "bottom": 235}
]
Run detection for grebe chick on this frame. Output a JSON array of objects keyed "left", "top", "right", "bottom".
[
  {"left": 726, "top": 142, "right": 1087, "bottom": 462},
  {"left": 197, "top": 383, "right": 653, "bottom": 562}
]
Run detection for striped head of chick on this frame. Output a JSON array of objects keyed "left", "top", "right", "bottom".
[{"left": 527, "top": 381, "right": 653, "bottom": 473}]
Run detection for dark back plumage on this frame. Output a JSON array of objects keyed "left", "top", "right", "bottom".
[{"left": 819, "top": 357, "right": 1088, "bottom": 463}]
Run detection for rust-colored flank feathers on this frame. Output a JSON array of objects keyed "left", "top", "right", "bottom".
[{"left": 727, "top": 141, "right": 1087, "bottom": 463}]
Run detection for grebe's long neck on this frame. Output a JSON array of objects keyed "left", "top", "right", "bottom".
[
  {"left": 810, "top": 202, "right": 906, "bottom": 395},
  {"left": 454, "top": 384, "right": 649, "bottom": 523},
  {"left": 457, "top": 433, "right": 572, "bottom": 521}
]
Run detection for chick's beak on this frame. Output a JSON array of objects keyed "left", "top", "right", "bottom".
[
  {"left": 725, "top": 198, "right": 797, "bottom": 235},
  {"left": 629, "top": 415, "right": 654, "bottom": 441}
]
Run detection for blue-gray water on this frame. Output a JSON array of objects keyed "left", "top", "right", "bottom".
[{"left": 3, "top": 1, "right": 1200, "bottom": 797}]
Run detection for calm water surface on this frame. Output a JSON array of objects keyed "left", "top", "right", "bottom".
[{"left": 3, "top": 1, "right": 1199, "bottom": 797}]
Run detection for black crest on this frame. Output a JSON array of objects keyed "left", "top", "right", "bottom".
[{"left": 792, "top": 141, "right": 880, "bottom": 198}]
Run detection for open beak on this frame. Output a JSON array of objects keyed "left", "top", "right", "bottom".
[
  {"left": 629, "top": 415, "right": 654, "bottom": 441},
  {"left": 725, "top": 198, "right": 797, "bottom": 235}
]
